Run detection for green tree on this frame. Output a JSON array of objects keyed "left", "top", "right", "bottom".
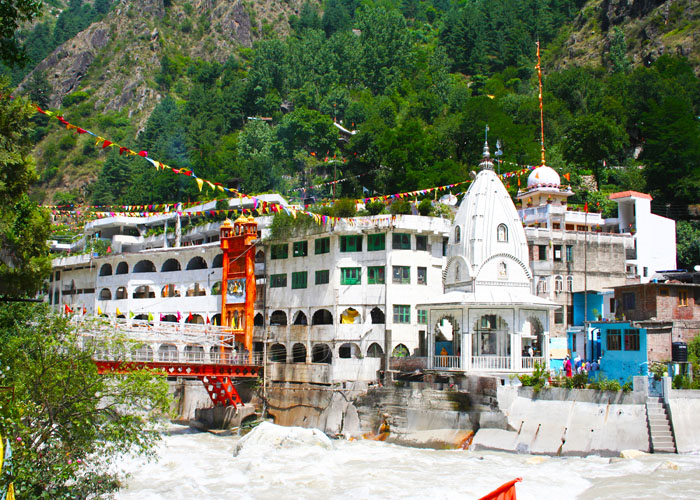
[
  {"left": 562, "top": 113, "right": 627, "bottom": 187},
  {"left": 676, "top": 221, "right": 700, "bottom": 271},
  {"left": 609, "top": 27, "right": 630, "bottom": 74},
  {"left": 0, "top": 0, "right": 43, "bottom": 66},
  {"left": 0, "top": 303, "right": 170, "bottom": 498},
  {"left": 0, "top": 81, "right": 51, "bottom": 296}
]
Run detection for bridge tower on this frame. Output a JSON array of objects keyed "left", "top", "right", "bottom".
[{"left": 219, "top": 216, "right": 257, "bottom": 360}]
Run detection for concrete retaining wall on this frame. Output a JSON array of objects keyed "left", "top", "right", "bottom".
[
  {"left": 471, "top": 386, "right": 649, "bottom": 456},
  {"left": 667, "top": 389, "right": 700, "bottom": 454},
  {"left": 169, "top": 379, "right": 212, "bottom": 421}
]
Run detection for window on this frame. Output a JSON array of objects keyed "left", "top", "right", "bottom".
[
  {"left": 315, "top": 270, "right": 329, "bottom": 285},
  {"left": 442, "top": 237, "right": 448, "bottom": 257},
  {"left": 392, "top": 266, "right": 410, "bottom": 284},
  {"left": 566, "top": 245, "right": 573, "bottom": 262},
  {"left": 537, "top": 277, "right": 548, "bottom": 294},
  {"left": 679, "top": 289, "right": 689, "bottom": 307},
  {"left": 340, "top": 235, "right": 362, "bottom": 252},
  {"left": 271, "top": 244, "right": 288, "bottom": 260},
  {"left": 293, "top": 241, "right": 308, "bottom": 257},
  {"left": 497, "top": 224, "right": 508, "bottom": 242},
  {"left": 416, "top": 235, "right": 427, "bottom": 251},
  {"left": 417, "top": 267, "right": 427, "bottom": 285},
  {"left": 538, "top": 245, "right": 547, "bottom": 261},
  {"left": 417, "top": 309, "right": 427, "bottom": 324},
  {"left": 393, "top": 305, "right": 410, "bottom": 324},
  {"left": 455, "top": 226, "right": 461, "bottom": 243},
  {"left": 367, "top": 233, "right": 385, "bottom": 251},
  {"left": 624, "top": 329, "right": 640, "bottom": 351},
  {"left": 392, "top": 233, "right": 411, "bottom": 249},
  {"left": 315, "top": 237, "right": 330, "bottom": 254},
  {"left": 270, "top": 274, "right": 287, "bottom": 288},
  {"left": 292, "top": 271, "right": 307, "bottom": 289},
  {"left": 643, "top": 267, "right": 648, "bottom": 278},
  {"left": 368, "top": 266, "right": 385, "bottom": 284},
  {"left": 341, "top": 267, "right": 361, "bottom": 285},
  {"left": 566, "top": 276, "right": 573, "bottom": 292},
  {"left": 553, "top": 245, "right": 562, "bottom": 261},
  {"left": 554, "top": 309, "right": 564, "bottom": 324},
  {"left": 607, "top": 329, "right": 622, "bottom": 350},
  {"left": 554, "top": 276, "right": 563, "bottom": 292},
  {"left": 623, "top": 292, "right": 635, "bottom": 310}
]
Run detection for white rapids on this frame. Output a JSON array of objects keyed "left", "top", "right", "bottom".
[{"left": 116, "top": 424, "right": 700, "bottom": 500}]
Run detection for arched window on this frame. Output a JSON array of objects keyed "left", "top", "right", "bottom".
[
  {"left": 255, "top": 250, "right": 265, "bottom": 263},
  {"left": 99, "top": 264, "right": 112, "bottom": 276},
  {"left": 211, "top": 313, "right": 221, "bottom": 326},
  {"left": 566, "top": 276, "right": 574, "bottom": 292},
  {"left": 339, "top": 342, "right": 361, "bottom": 359},
  {"left": 212, "top": 254, "right": 224, "bottom": 268},
  {"left": 340, "top": 307, "right": 361, "bottom": 324},
  {"left": 254, "top": 313, "right": 264, "bottom": 326},
  {"left": 185, "top": 283, "right": 206, "bottom": 297},
  {"left": 98, "top": 288, "right": 112, "bottom": 300},
  {"left": 454, "top": 226, "right": 461, "bottom": 243},
  {"left": 554, "top": 276, "right": 563, "bottom": 292},
  {"left": 312, "top": 309, "right": 333, "bottom": 325},
  {"left": 133, "top": 285, "right": 155, "bottom": 299},
  {"left": 211, "top": 281, "right": 222, "bottom": 295},
  {"left": 391, "top": 344, "right": 409, "bottom": 357},
  {"left": 370, "top": 307, "right": 385, "bottom": 324},
  {"left": 186, "top": 256, "right": 207, "bottom": 270},
  {"left": 293, "top": 311, "right": 308, "bottom": 325},
  {"left": 497, "top": 224, "right": 508, "bottom": 242},
  {"left": 312, "top": 344, "right": 332, "bottom": 364},
  {"left": 133, "top": 314, "right": 150, "bottom": 321},
  {"left": 184, "top": 344, "right": 204, "bottom": 362},
  {"left": 270, "top": 310, "right": 287, "bottom": 326},
  {"left": 157, "top": 344, "right": 178, "bottom": 362},
  {"left": 269, "top": 343, "right": 287, "bottom": 363},
  {"left": 115, "top": 287, "right": 128, "bottom": 299},
  {"left": 367, "top": 342, "right": 384, "bottom": 358},
  {"left": 131, "top": 344, "right": 153, "bottom": 362},
  {"left": 161, "top": 314, "right": 178, "bottom": 323},
  {"left": 186, "top": 314, "right": 204, "bottom": 324},
  {"left": 161, "top": 258, "right": 181, "bottom": 272},
  {"left": 116, "top": 261, "right": 129, "bottom": 274},
  {"left": 133, "top": 260, "right": 156, "bottom": 273},
  {"left": 473, "top": 314, "right": 511, "bottom": 357},
  {"left": 161, "top": 284, "right": 180, "bottom": 297},
  {"left": 292, "top": 343, "right": 307, "bottom": 363},
  {"left": 537, "top": 278, "right": 548, "bottom": 294}
]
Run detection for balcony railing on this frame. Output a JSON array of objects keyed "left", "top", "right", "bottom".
[
  {"left": 471, "top": 356, "right": 511, "bottom": 370},
  {"left": 432, "top": 355, "right": 461, "bottom": 370},
  {"left": 520, "top": 356, "right": 545, "bottom": 370}
]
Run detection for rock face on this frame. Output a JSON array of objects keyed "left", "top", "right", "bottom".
[{"left": 232, "top": 421, "right": 333, "bottom": 457}]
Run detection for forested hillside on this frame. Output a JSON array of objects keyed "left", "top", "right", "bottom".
[{"left": 3, "top": 0, "right": 699, "bottom": 224}]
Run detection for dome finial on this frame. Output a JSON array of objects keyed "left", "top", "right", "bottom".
[
  {"left": 536, "top": 41, "right": 547, "bottom": 167},
  {"left": 479, "top": 134, "right": 494, "bottom": 171}
]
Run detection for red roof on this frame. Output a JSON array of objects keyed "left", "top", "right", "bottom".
[{"left": 609, "top": 190, "right": 653, "bottom": 200}]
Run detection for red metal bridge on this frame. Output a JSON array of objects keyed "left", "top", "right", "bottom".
[{"left": 81, "top": 319, "right": 262, "bottom": 407}]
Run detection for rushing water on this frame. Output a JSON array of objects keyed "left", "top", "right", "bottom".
[{"left": 117, "top": 425, "right": 700, "bottom": 500}]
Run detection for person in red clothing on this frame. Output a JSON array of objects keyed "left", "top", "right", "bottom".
[{"left": 564, "top": 356, "right": 573, "bottom": 377}]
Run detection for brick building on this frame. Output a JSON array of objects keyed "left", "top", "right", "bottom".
[{"left": 614, "top": 272, "right": 700, "bottom": 362}]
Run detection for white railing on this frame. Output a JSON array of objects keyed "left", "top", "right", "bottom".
[
  {"left": 471, "top": 356, "right": 512, "bottom": 371},
  {"left": 91, "top": 344, "right": 263, "bottom": 366},
  {"left": 521, "top": 356, "right": 545, "bottom": 370},
  {"left": 432, "top": 355, "right": 461, "bottom": 370}
]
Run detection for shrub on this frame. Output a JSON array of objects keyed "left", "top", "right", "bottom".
[
  {"left": 418, "top": 198, "right": 434, "bottom": 216},
  {"left": 365, "top": 201, "right": 385, "bottom": 215},
  {"left": 518, "top": 361, "right": 549, "bottom": 392},
  {"left": 332, "top": 198, "right": 357, "bottom": 217},
  {"left": 389, "top": 199, "right": 411, "bottom": 215}
]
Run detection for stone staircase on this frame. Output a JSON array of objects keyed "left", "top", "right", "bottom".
[{"left": 646, "top": 397, "right": 677, "bottom": 453}]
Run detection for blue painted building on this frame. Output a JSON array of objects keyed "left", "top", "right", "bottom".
[{"left": 567, "top": 321, "right": 649, "bottom": 383}]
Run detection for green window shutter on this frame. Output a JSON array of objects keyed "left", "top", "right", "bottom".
[
  {"left": 368, "top": 266, "right": 385, "bottom": 284},
  {"left": 341, "top": 267, "right": 361, "bottom": 285},
  {"left": 270, "top": 273, "right": 287, "bottom": 288},
  {"left": 368, "top": 233, "right": 385, "bottom": 251},
  {"left": 293, "top": 241, "right": 308, "bottom": 257},
  {"left": 315, "top": 269, "right": 329, "bottom": 284},
  {"left": 315, "top": 237, "right": 330, "bottom": 254},
  {"left": 292, "top": 271, "right": 307, "bottom": 289}
]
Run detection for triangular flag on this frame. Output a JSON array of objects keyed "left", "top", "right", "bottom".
[
  {"left": 98, "top": 306, "right": 103, "bottom": 315},
  {"left": 196, "top": 178, "right": 204, "bottom": 191},
  {"left": 116, "top": 307, "right": 123, "bottom": 317}
]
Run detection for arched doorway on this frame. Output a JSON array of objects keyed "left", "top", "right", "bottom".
[
  {"left": 269, "top": 343, "right": 287, "bottom": 363},
  {"left": 339, "top": 342, "right": 361, "bottom": 359},
  {"left": 434, "top": 315, "right": 461, "bottom": 358},
  {"left": 472, "top": 314, "right": 511, "bottom": 369},
  {"left": 312, "top": 344, "right": 332, "bottom": 364},
  {"left": 312, "top": 309, "right": 333, "bottom": 325},
  {"left": 367, "top": 343, "right": 384, "bottom": 358},
  {"left": 292, "top": 343, "right": 307, "bottom": 363}
]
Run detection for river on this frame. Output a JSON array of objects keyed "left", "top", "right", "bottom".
[{"left": 116, "top": 425, "right": 700, "bottom": 499}]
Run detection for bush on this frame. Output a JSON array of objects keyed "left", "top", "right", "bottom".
[
  {"left": 332, "top": 198, "right": 357, "bottom": 217},
  {"left": 365, "top": 201, "right": 385, "bottom": 215},
  {"left": 518, "top": 361, "right": 549, "bottom": 392},
  {"left": 563, "top": 372, "right": 589, "bottom": 389},
  {"left": 389, "top": 199, "right": 411, "bottom": 215},
  {"left": 417, "top": 198, "right": 433, "bottom": 216}
]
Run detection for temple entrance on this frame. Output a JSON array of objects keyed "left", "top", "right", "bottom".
[
  {"left": 433, "top": 315, "right": 461, "bottom": 369},
  {"left": 472, "top": 314, "right": 511, "bottom": 370}
]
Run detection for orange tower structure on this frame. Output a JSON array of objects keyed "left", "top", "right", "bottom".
[{"left": 219, "top": 216, "right": 258, "bottom": 360}]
